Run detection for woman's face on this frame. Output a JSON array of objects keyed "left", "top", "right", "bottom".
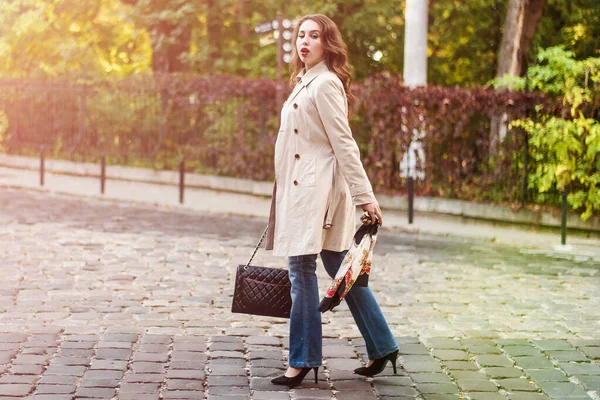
[{"left": 296, "top": 19, "right": 325, "bottom": 71}]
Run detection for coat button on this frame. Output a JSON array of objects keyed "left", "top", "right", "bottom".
[
  {"left": 293, "top": 180, "right": 298, "bottom": 186},
  {"left": 294, "top": 128, "right": 298, "bottom": 134},
  {"left": 294, "top": 154, "right": 300, "bottom": 160},
  {"left": 293, "top": 103, "right": 298, "bottom": 109}
]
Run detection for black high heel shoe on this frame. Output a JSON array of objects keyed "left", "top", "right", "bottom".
[
  {"left": 271, "top": 367, "right": 319, "bottom": 388},
  {"left": 353, "top": 349, "right": 399, "bottom": 377}
]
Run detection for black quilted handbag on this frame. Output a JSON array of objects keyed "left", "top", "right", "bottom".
[{"left": 231, "top": 227, "right": 292, "bottom": 318}]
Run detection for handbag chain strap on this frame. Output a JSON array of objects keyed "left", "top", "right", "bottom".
[{"left": 245, "top": 226, "right": 269, "bottom": 269}]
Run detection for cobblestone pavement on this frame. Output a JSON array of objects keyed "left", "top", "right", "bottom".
[{"left": 0, "top": 188, "right": 599, "bottom": 400}]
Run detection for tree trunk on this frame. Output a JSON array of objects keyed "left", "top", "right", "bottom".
[
  {"left": 491, "top": 0, "right": 545, "bottom": 157},
  {"left": 496, "top": 0, "right": 547, "bottom": 79}
]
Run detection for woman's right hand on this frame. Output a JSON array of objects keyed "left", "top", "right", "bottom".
[{"left": 360, "top": 201, "right": 383, "bottom": 226}]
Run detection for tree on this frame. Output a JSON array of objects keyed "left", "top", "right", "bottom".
[
  {"left": 0, "top": 0, "right": 150, "bottom": 77},
  {"left": 496, "top": 0, "right": 546, "bottom": 80}
]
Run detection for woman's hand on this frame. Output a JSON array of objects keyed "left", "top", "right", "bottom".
[{"left": 360, "top": 200, "right": 383, "bottom": 226}]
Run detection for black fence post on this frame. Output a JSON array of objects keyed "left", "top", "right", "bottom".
[
  {"left": 101, "top": 154, "right": 106, "bottom": 194},
  {"left": 40, "top": 146, "right": 45, "bottom": 186},
  {"left": 408, "top": 176, "right": 414, "bottom": 224},
  {"left": 561, "top": 188, "right": 567, "bottom": 245},
  {"left": 179, "top": 158, "right": 185, "bottom": 204},
  {"left": 521, "top": 73, "right": 530, "bottom": 208}
]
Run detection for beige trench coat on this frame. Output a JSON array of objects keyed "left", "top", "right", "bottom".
[{"left": 265, "top": 61, "right": 376, "bottom": 257}]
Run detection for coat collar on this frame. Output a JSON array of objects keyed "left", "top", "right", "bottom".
[
  {"left": 287, "top": 60, "right": 329, "bottom": 104},
  {"left": 296, "top": 60, "right": 329, "bottom": 85}
]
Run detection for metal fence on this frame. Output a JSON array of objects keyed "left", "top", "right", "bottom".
[{"left": 0, "top": 77, "right": 279, "bottom": 179}]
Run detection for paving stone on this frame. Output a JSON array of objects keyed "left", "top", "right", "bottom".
[
  {"left": 333, "top": 391, "right": 378, "bottom": 400},
  {"left": 415, "top": 383, "right": 459, "bottom": 394},
  {"left": 120, "top": 394, "right": 160, "bottom": 400},
  {"left": 504, "top": 346, "right": 543, "bottom": 357},
  {"left": 207, "top": 376, "right": 248, "bottom": 387},
  {"left": 399, "top": 343, "right": 430, "bottom": 355},
  {"left": 545, "top": 350, "right": 589, "bottom": 362},
  {"left": 558, "top": 362, "right": 600, "bottom": 375},
  {"left": 0, "top": 374, "right": 38, "bottom": 384},
  {"left": 44, "top": 365, "right": 87, "bottom": 376},
  {"left": 497, "top": 378, "right": 539, "bottom": 392},
  {"left": 322, "top": 345, "right": 356, "bottom": 358},
  {"left": 579, "top": 347, "right": 600, "bottom": 359},
  {"left": 293, "top": 388, "right": 334, "bottom": 399},
  {"left": 525, "top": 369, "right": 568, "bottom": 382},
  {"left": 79, "top": 378, "right": 120, "bottom": 387},
  {"left": 424, "top": 338, "right": 464, "bottom": 350},
  {"left": 468, "top": 393, "right": 506, "bottom": 400},
  {"left": 82, "top": 370, "right": 124, "bottom": 380},
  {"left": 167, "top": 369, "right": 206, "bottom": 380},
  {"left": 569, "top": 340, "right": 600, "bottom": 348},
  {"left": 451, "top": 371, "right": 488, "bottom": 380},
  {"left": 206, "top": 365, "right": 246, "bottom": 376},
  {"left": 123, "top": 373, "right": 164, "bottom": 383},
  {"left": 74, "top": 387, "right": 117, "bottom": 397},
  {"left": 532, "top": 340, "right": 573, "bottom": 351},
  {"left": 456, "top": 379, "right": 498, "bottom": 392},
  {"left": 208, "top": 358, "right": 246, "bottom": 367},
  {"left": 252, "top": 391, "right": 290, "bottom": 400},
  {"left": 432, "top": 350, "right": 469, "bottom": 361},
  {"left": 420, "top": 394, "right": 460, "bottom": 400},
  {"left": 162, "top": 390, "right": 206, "bottom": 399},
  {"left": 248, "top": 350, "right": 282, "bottom": 360},
  {"left": 167, "top": 379, "right": 205, "bottom": 391},
  {"left": 29, "top": 395, "right": 73, "bottom": 400},
  {"left": 410, "top": 373, "right": 453, "bottom": 383},
  {"left": 465, "top": 345, "right": 503, "bottom": 354},
  {"left": 34, "top": 384, "right": 76, "bottom": 394},
  {"left": 476, "top": 355, "right": 514, "bottom": 367},
  {"left": 249, "top": 367, "right": 283, "bottom": 378},
  {"left": 536, "top": 381, "right": 589, "bottom": 398},
  {"left": 37, "top": 375, "right": 78, "bottom": 385},
  {"left": 507, "top": 394, "right": 550, "bottom": 400},
  {"left": 95, "top": 348, "right": 132, "bottom": 360},
  {"left": 207, "top": 386, "right": 250, "bottom": 396},
  {"left": 133, "top": 352, "right": 169, "bottom": 362},
  {"left": 89, "top": 360, "right": 128, "bottom": 370},
  {"left": 170, "top": 361, "right": 206, "bottom": 370},
  {"left": 371, "top": 376, "right": 414, "bottom": 386},
  {"left": 444, "top": 361, "right": 478, "bottom": 370},
  {"left": 496, "top": 340, "right": 532, "bottom": 347},
  {"left": 131, "top": 362, "right": 165, "bottom": 373},
  {"left": 576, "top": 374, "right": 600, "bottom": 390},
  {"left": 374, "top": 385, "right": 420, "bottom": 397},
  {"left": 245, "top": 336, "right": 280, "bottom": 346},
  {"left": 483, "top": 367, "right": 523, "bottom": 378},
  {"left": 513, "top": 357, "right": 555, "bottom": 370},
  {"left": 0, "top": 384, "right": 32, "bottom": 397},
  {"left": 401, "top": 361, "right": 443, "bottom": 373}
]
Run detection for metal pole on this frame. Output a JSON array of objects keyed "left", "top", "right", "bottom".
[
  {"left": 40, "top": 147, "right": 45, "bottom": 186},
  {"left": 408, "top": 177, "right": 414, "bottom": 224},
  {"left": 179, "top": 158, "right": 185, "bottom": 204},
  {"left": 101, "top": 154, "right": 106, "bottom": 194},
  {"left": 521, "top": 73, "right": 530, "bottom": 208},
  {"left": 561, "top": 188, "right": 567, "bottom": 245}
]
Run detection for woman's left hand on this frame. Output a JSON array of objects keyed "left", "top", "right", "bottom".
[{"left": 360, "top": 200, "right": 383, "bottom": 226}]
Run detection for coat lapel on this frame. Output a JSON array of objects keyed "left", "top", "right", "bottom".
[{"left": 285, "top": 61, "right": 329, "bottom": 105}]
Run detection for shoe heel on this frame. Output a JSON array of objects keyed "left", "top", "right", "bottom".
[
  {"left": 313, "top": 367, "right": 318, "bottom": 383},
  {"left": 389, "top": 351, "right": 398, "bottom": 375}
]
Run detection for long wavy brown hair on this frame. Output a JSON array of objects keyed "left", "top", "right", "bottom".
[{"left": 289, "top": 14, "right": 356, "bottom": 111}]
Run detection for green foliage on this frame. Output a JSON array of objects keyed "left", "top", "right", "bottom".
[{"left": 510, "top": 47, "right": 600, "bottom": 220}]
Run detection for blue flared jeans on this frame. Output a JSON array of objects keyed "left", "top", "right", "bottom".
[{"left": 287, "top": 249, "right": 398, "bottom": 368}]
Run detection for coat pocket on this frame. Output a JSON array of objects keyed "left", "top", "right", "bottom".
[{"left": 298, "top": 157, "right": 316, "bottom": 187}]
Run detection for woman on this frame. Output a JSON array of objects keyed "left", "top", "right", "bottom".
[{"left": 265, "top": 14, "right": 399, "bottom": 387}]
